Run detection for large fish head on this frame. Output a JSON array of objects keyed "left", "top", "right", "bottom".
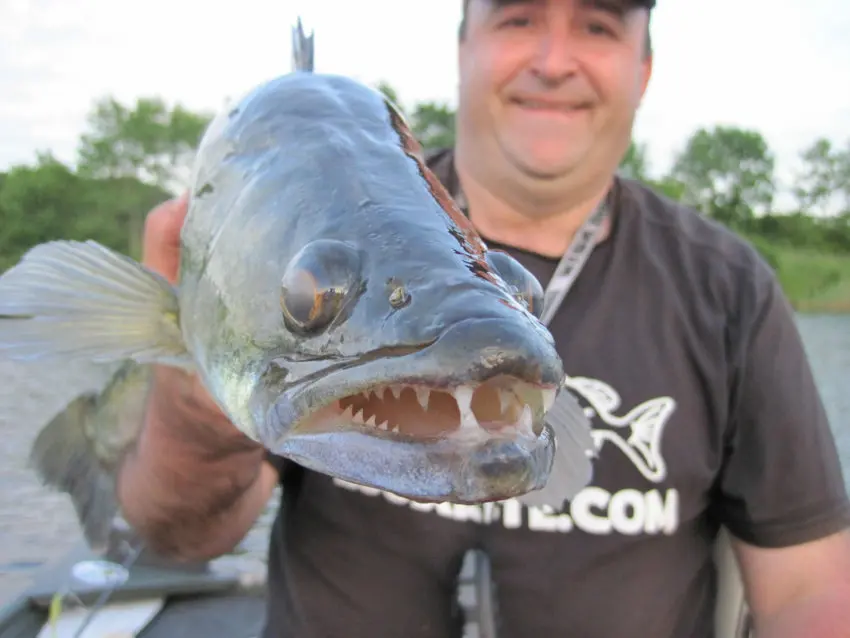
[{"left": 193, "top": 76, "right": 566, "bottom": 504}]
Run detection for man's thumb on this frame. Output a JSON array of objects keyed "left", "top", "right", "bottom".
[{"left": 142, "top": 191, "right": 190, "bottom": 282}]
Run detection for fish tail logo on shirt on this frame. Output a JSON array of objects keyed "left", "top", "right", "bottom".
[
  {"left": 333, "top": 373, "right": 680, "bottom": 537},
  {"left": 564, "top": 374, "right": 673, "bottom": 484}
]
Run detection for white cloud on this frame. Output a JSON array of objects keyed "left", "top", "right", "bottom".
[{"left": 1, "top": 0, "right": 848, "bottom": 210}]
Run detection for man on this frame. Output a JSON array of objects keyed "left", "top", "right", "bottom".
[{"left": 118, "top": 0, "right": 850, "bottom": 636}]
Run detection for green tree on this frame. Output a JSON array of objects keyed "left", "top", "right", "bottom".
[
  {"left": 375, "top": 82, "right": 456, "bottom": 151},
  {"left": 0, "top": 153, "right": 169, "bottom": 270},
  {"left": 619, "top": 140, "right": 650, "bottom": 182},
  {"left": 76, "top": 96, "right": 212, "bottom": 193},
  {"left": 375, "top": 81, "right": 404, "bottom": 113},
  {"left": 410, "top": 101, "right": 456, "bottom": 151},
  {"left": 0, "top": 153, "right": 86, "bottom": 270},
  {"left": 669, "top": 126, "right": 776, "bottom": 227},
  {"left": 792, "top": 137, "right": 850, "bottom": 215},
  {"left": 648, "top": 176, "right": 687, "bottom": 202}
]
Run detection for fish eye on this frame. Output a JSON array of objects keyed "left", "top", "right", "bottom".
[
  {"left": 485, "top": 251, "right": 545, "bottom": 319},
  {"left": 280, "top": 239, "right": 363, "bottom": 335}
]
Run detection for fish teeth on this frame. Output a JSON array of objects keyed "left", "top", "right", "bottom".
[
  {"left": 374, "top": 387, "right": 386, "bottom": 401},
  {"left": 365, "top": 414, "right": 377, "bottom": 427},
  {"left": 541, "top": 388, "right": 557, "bottom": 413},
  {"left": 378, "top": 420, "right": 389, "bottom": 430},
  {"left": 498, "top": 389, "right": 513, "bottom": 415},
  {"left": 390, "top": 385, "right": 402, "bottom": 400},
  {"left": 341, "top": 405, "right": 354, "bottom": 421},
  {"left": 518, "top": 404, "right": 533, "bottom": 435},
  {"left": 352, "top": 409, "right": 365, "bottom": 424},
  {"left": 392, "top": 425, "right": 400, "bottom": 433},
  {"left": 415, "top": 387, "right": 430, "bottom": 411},
  {"left": 453, "top": 385, "right": 479, "bottom": 431}
]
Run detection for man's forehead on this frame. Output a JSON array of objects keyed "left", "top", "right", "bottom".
[{"left": 473, "top": 0, "right": 653, "bottom": 12}]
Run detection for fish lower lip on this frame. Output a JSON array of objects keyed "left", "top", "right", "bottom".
[{"left": 270, "top": 420, "right": 556, "bottom": 503}]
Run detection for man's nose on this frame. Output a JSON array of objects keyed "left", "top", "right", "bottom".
[{"left": 530, "top": 23, "right": 580, "bottom": 84}]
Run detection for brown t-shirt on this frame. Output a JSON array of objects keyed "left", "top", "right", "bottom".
[{"left": 262, "top": 148, "right": 850, "bottom": 638}]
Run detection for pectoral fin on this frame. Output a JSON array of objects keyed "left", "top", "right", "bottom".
[
  {"left": 0, "top": 240, "right": 191, "bottom": 368},
  {"left": 518, "top": 387, "right": 595, "bottom": 511}
]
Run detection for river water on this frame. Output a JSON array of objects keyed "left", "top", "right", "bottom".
[{"left": 0, "top": 314, "right": 847, "bottom": 603}]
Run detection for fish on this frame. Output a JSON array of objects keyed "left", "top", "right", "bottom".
[
  {"left": 27, "top": 360, "right": 152, "bottom": 552},
  {"left": 0, "top": 18, "right": 595, "bottom": 537}
]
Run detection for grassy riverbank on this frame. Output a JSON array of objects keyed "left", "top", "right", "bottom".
[{"left": 751, "top": 239, "right": 850, "bottom": 313}]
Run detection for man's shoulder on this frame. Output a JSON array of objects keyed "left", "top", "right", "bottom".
[
  {"left": 616, "top": 177, "right": 785, "bottom": 339},
  {"left": 618, "top": 177, "right": 776, "bottom": 291},
  {"left": 424, "top": 147, "right": 455, "bottom": 183},
  {"left": 424, "top": 146, "right": 452, "bottom": 165}
]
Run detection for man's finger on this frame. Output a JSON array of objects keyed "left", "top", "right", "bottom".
[{"left": 142, "top": 191, "right": 189, "bottom": 282}]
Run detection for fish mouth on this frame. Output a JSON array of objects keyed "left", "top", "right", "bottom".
[
  {"left": 261, "top": 317, "right": 563, "bottom": 504},
  {"left": 285, "top": 375, "right": 555, "bottom": 440}
]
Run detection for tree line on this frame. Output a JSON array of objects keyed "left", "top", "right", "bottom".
[{"left": 1, "top": 84, "right": 849, "bottom": 301}]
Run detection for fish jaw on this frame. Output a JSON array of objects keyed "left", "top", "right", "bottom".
[
  {"left": 257, "top": 317, "right": 565, "bottom": 503},
  {"left": 269, "top": 381, "right": 557, "bottom": 503}
]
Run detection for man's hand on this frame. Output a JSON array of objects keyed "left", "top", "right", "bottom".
[
  {"left": 142, "top": 191, "right": 189, "bottom": 286},
  {"left": 140, "top": 192, "right": 236, "bottom": 432},
  {"left": 116, "top": 192, "right": 275, "bottom": 561}
]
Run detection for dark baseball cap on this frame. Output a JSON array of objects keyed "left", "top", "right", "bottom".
[{"left": 464, "top": 1, "right": 654, "bottom": 11}]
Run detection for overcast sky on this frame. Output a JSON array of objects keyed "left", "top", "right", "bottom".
[{"left": 1, "top": 0, "right": 848, "bottom": 208}]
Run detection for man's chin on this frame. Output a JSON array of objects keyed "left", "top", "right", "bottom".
[
  {"left": 508, "top": 152, "right": 584, "bottom": 182},
  {"left": 495, "top": 137, "right": 581, "bottom": 177}
]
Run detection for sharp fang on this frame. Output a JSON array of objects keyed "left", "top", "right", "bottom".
[
  {"left": 390, "top": 385, "right": 402, "bottom": 400},
  {"left": 362, "top": 390, "right": 371, "bottom": 400},
  {"left": 374, "top": 387, "right": 385, "bottom": 400},
  {"left": 498, "top": 389, "right": 513, "bottom": 415},
  {"left": 391, "top": 425, "right": 400, "bottom": 433},
  {"left": 453, "top": 385, "right": 479, "bottom": 430},
  {"left": 341, "top": 405, "right": 354, "bottom": 421},
  {"left": 378, "top": 420, "right": 389, "bottom": 430},
  {"left": 541, "top": 388, "right": 557, "bottom": 413},
  {"left": 366, "top": 414, "right": 377, "bottom": 427},
  {"left": 519, "top": 404, "right": 533, "bottom": 435},
  {"left": 415, "top": 387, "right": 430, "bottom": 410},
  {"left": 352, "top": 409, "right": 365, "bottom": 424}
]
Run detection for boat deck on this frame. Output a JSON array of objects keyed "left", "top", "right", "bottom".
[{"left": 0, "top": 542, "right": 494, "bottom": 638}]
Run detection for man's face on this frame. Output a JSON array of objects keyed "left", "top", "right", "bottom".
[{"left": 458, "top": 0, "right": 652, "bottom": 186}]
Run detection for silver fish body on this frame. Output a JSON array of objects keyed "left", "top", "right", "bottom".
[{"left": 0, "top": 20, "right": 595, "bottom": 534}]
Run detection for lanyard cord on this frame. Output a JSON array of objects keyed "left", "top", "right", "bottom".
[
  {"left": 538, "top": 199, "right": 610, "bottom": 326},
  {"left": 455, "top": 182, "right": 612, "bottom": 325}
]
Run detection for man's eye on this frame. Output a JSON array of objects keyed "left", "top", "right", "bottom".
[
  {"left": 499, "top": 15, "right": 532, "bottom": 28},
  {"left": 586, "top": 20, "right": 616, "bottom": 37}
]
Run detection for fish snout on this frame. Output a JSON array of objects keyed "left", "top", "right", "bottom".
[{"left": 430, "top": 316, "right": 563, "bottom": 388}]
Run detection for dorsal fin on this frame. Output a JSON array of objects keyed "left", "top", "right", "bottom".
[{"left": 291, "top": 17, "right": 314, "bottom": 72}]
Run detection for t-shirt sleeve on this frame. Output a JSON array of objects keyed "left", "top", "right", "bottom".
[
  {"left": 264, "top": 450, "right": 286, "bottom": 475},
  {"left": 713, "top": 263, "right": 850, "bottom": 548},
  {"left": 264, "top": 450, "right": 307, "bottom": 491}
]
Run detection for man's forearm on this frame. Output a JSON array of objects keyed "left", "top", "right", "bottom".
[
  {"left": 116, "top": 368, "right": 274, "bottom": 561},
  {"left": 754, "top": 588, "right": 850, "bottom": 638}
]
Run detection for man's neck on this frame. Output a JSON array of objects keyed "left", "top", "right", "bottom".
[{"left": 455, "top": 162, "right": 614, "bottom": 259}]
